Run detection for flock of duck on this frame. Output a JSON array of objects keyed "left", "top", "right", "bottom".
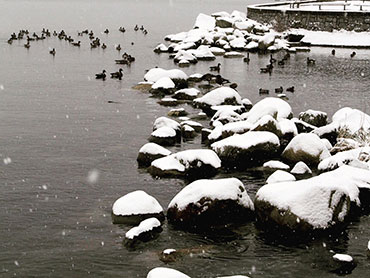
[{"left": 7, "top": 25, "right": 148, "bottom": 81}]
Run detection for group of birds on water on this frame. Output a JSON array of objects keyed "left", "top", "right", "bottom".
[{"left": 7, "top": 25, "right": 150, "bottom": 81}]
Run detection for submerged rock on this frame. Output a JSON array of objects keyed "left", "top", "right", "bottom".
[
  {"left": 167, "top": 178, "right": 254, "bottom": 230},
  {"left": 112, "top": 190, "right": 164, "bottom": 225}
]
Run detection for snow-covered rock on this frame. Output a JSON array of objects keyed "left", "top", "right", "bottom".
[
  {"left": 234, "top": 20, "right": 255, "bottom": 32},
  {"left": 251, "top": 115, "right": 282, "bottom": 137},
  {"left": 181, "top": 125, "right": 196, "bottom": 139},
  {"left": 193, "top": 87, "right": 242, "bottom": 115},
  {"left": 190, "top": 45, "right": 216, "bottom": 60},
  {"left": 173, "top": 88, "right": 200, "bottom": 100},
  {"left": 290, "top": 161, "right": 312, "bottom": 175},
  {"left": 153, "top": 117, "right": 181, "bottom": 135},
  {"left": 292, "top": 118, "right": 316, "bottom": 133},
  {"left": 211, "top": 131, "right": 280, "bottom": 169},
  {"left": 258, "top": 33, "right": 276, "bottom": 50},
  {"left": 150, "top": 77, "right": 176, "bottom": 95},
  {"left": 216, "top": 17, "right": 233, "bottom": 28},
  {"left": 299, "top": 109, "right": 328, "bottom": 127},
  {"left": 255, "top": 166, "right": 370, "bottom": 233},
  {"left": 194, "top": 13, "right": 216, "bottom": 31},
  {"left": 147, "top": 267, "right": 190, "bottom": 278},
  {"left": 158, "top": 97, "right": 178, "bottom": 107},
  {"left": 331, "top": 253, "right": 357, "bottom": 275},
  {"left": 246, "top": 97, "right": 293, "bottom": 124},
  {"left": 210, "top": 47, "right": 226, "bottom": 55},
  {"left": 282, "top": 133, "right": 331, "bottom": 166},
  {"left": 148, "top": 149, "right": 221, "bottom": 179},
  {"left": 174, "top": 50, "right": 197, "bottom": 64},
  {"left": 112, "top": 190, "right": 164, "bottom": 224},
  {"left": 137, "top": 143, "right": 171, "bottom": 166},
  {"left": 181, "top": 120, "right": 203, "bottom": 132},
  {"left": 312, "top": 123, "right": 339, "bottom": 146},
  {"left": 167, "top": 178, "right": 254, "bottom": 230},
  {"left": 266, "top": 170, "right": 296, "bottom": 184},
  {"left": 332, "top": 107, "right": 370, "bottom": 134},
  {"left": 149, "top": 126, "right": 178, "bottom": 146},
  {"left": 224, "top": 51, "right": 244, "bottom": 58},
  {"left": 144, "top": 68, "right": 188, "bottom": 83},
  {"left": 154, "top": 43, "right": 169, "bottom": 53},
  {"left": 263, "top": 160, "right": 290, "bottom": 170},
  {"left": 124, "top": 218, "right": 162, "bottom": 246}
]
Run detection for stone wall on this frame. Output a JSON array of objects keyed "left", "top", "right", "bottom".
[{"left": 247, "top": 2, "right": 370, "bottom": 32}]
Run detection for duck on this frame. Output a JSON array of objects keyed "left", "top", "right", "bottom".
[
  {"left": 307, "top": 57, "right": 316, "bottom": 65},
  {"left": 72, "top": 41, "right": 81, "bottom": 47},
  {"left": 140, "top": 25, "right": 144, "bottom": 31},
  {"left": 229, "top": 83, "right": 238, "bottom": 89},
  {"left": 210, "top": 63, "right": 221, "bottom": 72},
  {"left": 286, "top": 86, "right": 295, "bottom": 92},
  {"left": 269, "top": 54, "right": 276, "bottom": 64},
  {"left": 116, "top": 44, "right": 121, "bottom": 51},
  {"left": 49, "top": 48, "right": 56, "bottom": 56},
  {"left": 7, "top": 38, "right": 13, "bottom": 44},
  {"left": 331, "top": 49, "right": 336, "bottom": 55},
  {"left": 143, "top": 30, "right": 148, "bottom": 35},
  {"left": 104, "top": 29, "right": 109, "bottom": 34},
  {"left": 259, "top": 88, "right": 269, "bottom": 95},
  {"left": 215, "top": 75, "right": 229, "bottom": 85},
  {"left": 134, "top": 25, "right": 139, "bottom": 31},
  {"left": 119, "top": 27, "right": 126, "bottom": 33},
  {"left": 350, "top": 51, "right": 356, "bottom": 58},
  {"left": 275, "top": 86, "right": 283, "bottom": 94},
  {"left": 115, "top": 59, "right": 129, "bottom": 65},
  {"left": 110, "top": 68, "right": 123, "bottom": 80},
  {"left": 95, "top": 70, "right": 107, "bottom": 80},
  {"left": 27, "top": 36, "right": 35, "bottom": 42},
  {"left": 24, "top": 42, "right": 30, "bottom": 49},
  {"left": 101, "top": 43, "right": 107, "bottom": 49},
  {"left": 201, "top": 73, "right": 216, "bottom": 84},
  {"left": 243, "top": 53, "right": 250, "bottom": 63}
]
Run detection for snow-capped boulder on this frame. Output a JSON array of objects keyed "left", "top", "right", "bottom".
[
  {"left": 332, "top": 107, "right": 370, "bottom": 134},
  {"left": 290, "top": 161, "right": 312, "bottom": 175},
  {"left": 181, "top": 125, "right": 196, "bottom": 139},
  {"left": 193, "top": 87, "right": 242, "bottom": 115},
  {"left": 158, "top": 97, "right": 178, "bottom": 106},
  {"left": 311, "top": 123, "right": 339, "bottom": 146},
  {"left": 258, "top": 33, "right": 276, "bottom": 50},
  {"left": 318, "top": 147, "right": 370, "bottom": 172},
  {"left": 211, "top": 109, "right": 242, "bottom": 126},
  {"left": 147, "top": 267, "right": 191, "bottom": 278},
  {"left": 194, "top": 13, "right": 216, "bottom": 31},
  {"left": 255, "top": 166, "right": 370, "bottom": 234},
  {"left": 266, "top": 170, "right": 296, "bottom": 184},
  {"left": 282, "top": 133, "right": 331, "bottom": 166},
  {"left": 178, "top": 58, "right": 192, "bottom": 67},
  {"left": 154, "top": 43, "right": 169, "bottom": 53},
  {"left": 149, "top": 126, "right": 178, "bottom": 146},
  {"left": 137, "top": 143, "right": 171, "bottom": 166},
  {"left": 234, "top": 20, "right": 255, "bottom": 32},
  {"left": 216, "top": 17, "right": 233, "bottom": 28},
  {"left": 188, "top": 73, "right": 203, "bottom": 82},
  {"left": 173, "top": 88, "right": 200, "bottom": 101},
  {"left": 112, "top": 190, "right": 164, "bottom": 224},
  {"left": 211, "top": 131, "right": 280, "bottom": 169},
  {"left": 174, "top": 50, "right": 197, "bottom": 64},
  {"left": 330, "top": 253, "right": 357, "bottom": 275},
  {"left": 144, "top": 68, "right": 188, "bottom": 83},
  {"left": 181, "top": 120, "right": 203, "bottom": 132},
  {"left": 246, "top": 97, "right": 292, "bottom": 124},
  {"left": 229, "top": 38, "right": 246, "bottom": 50},
  {"left": 242, "top": 98, "right": 253, "bottom": 110},
  {"left": 153, "top": 116, "right": 181, "bottom": 137},
  {"left": 263, "top": 160, "right": 290, "bottom": 170},
  {"left": 150, "top": 77, "right": 176, "bottom": 95},
  {"left": 299, "top": 109, "right": 328, "bottom": 127},
  {"left": 167, "top": 178, "right": 254, "bottom": 230},
  {"left": 279, "top": 118, "right": 298, "bottom": 148},
  {"left": 124, "top": 218, "right": 162, "bottom": 247},
  {"left": 201, "top": 128, "right": 212, "bottom": 144},
  {"left": 251, "top": 115, "right": 282, "bottom": 137},
  {"left": 210, "top": 47, "right": 226, "bottom": 55},
  {"left": 245, "top": 41, "right": 259, "bottom": 51},
  {"left": 148, "top": 149, "right": 221, "bottom": 179},
  {"left": 292, "top": 118, "right": 316, "bottom": 133},
  {"left": 190, "top": 45, "right": 216, "bottom": 60}
]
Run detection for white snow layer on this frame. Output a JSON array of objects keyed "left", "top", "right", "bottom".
[
  {"left": 291, "top": 161, "right": 312, "bottom": 174},
  {"left": 257, "top": 165, "right": 370, "bottom": 229},
  {"left": 168, "top": 178, "right": 254, "bottom": 211},
  {"left": 211, "top": 131, "right": 280, "bottom": 153},
  {"left": 151, "top": 149, "right": 221, "bottom": 172},
  {"left": 151, "top": 126, "right": 177, "bottom": 138},
  {"left": 147, "top": 267, "right": 191, "bottom": 278},
  {"left": 139, "top": 143, "right": 171, "bottom": 156},
  {"left": 333, "top": 254, "right": 353, "bottom": 263},
  {"left": 332, "top": 107, "right": 370, "bottom": 134},
  {"left": 153, "top": 117, "right": 180, "bottom": 131},
  {"left": 112, "top": 190, "right": 163, "bottom": 216},
  {"left": 125, "top": 217, "right": 161, "bottom": 239},
  {"left": 263, "top": 160, "right": 290, "bottom": 170},
  {"left": 194, "top": 13, "right": 216, "bottom": 30},
  {"left": 152, "top": 77, "right": 175, "bottom": 89},
  {"left": 246, "top": 97, "right": 292, "bottom": 124},
  {"left": 318, "top": 147, "right": 370, "bottom": 171},
  {"left": 266, "top": 170, "right": 296, "bottom": 184},
  {"left": 194, "top": 87, "right": 242, "bottom": 106},
  {"left": 144, "top": 68, "right": 188, "bottom": 83}
]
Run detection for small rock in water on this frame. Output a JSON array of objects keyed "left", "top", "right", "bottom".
[{"left": 331, "top": 253, "right": 357, "bottom": 274}]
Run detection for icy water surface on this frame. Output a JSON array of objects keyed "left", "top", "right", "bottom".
[{"left": 0, "top": 0, "right": 370, "bottom": 277}]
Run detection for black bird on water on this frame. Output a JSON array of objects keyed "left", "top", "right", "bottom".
[
  {"left": 331, "top": 49, "right": 336, "bottom": 55},
  {"left": 350, "top": 51, "right": 356, "bottom": 58},
  {"left": 111, "top": 68, "right": 123, "bottom": 80},
  {"left": 95, "top": 70, "right": 106, "bottom": 80},
  {"left": 210, "top": 63, "right": 221, "bottom": 72}
]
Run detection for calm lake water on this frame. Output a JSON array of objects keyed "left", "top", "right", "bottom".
[{"left": 0, "top": 0, "right": 369, "bottom": 277}]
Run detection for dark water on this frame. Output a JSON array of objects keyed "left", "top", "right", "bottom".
[{"left": 0, "top": 0, "right": 369, "bottom": 277}]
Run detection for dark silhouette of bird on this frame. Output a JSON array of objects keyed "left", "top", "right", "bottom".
[
  {"left": 110, "top": 68, "right": 123, "bottom": 80},
  {"left": 286, "top": 86, "right": 295, "bottom": 92},
  {"left": 307, "top": 57, "right": 315, "bottom": 65},
  {"left": 24, "top": 42, "right": 30, "bottom": 49},
  {"left": 116, "top": 44, "right": 121, "bottom": 51},
  {"left": 134, "top": 25, "right": 139, "bottom": 31},
  {"left": 270, "top": 54, "right": 276, "bottom": 64},
  {"left": 104, "top": 29, "right": 109, "bottom": 34},
  {"left": 215, "top": 75, "right": 229, "bottom": 85},
  {"left": 95, "top": 70, "right": 106, "bottom": 80},
  {"left": 49, "top": 48, "right": 56, "bottom": 56},
  {"left": 331, "top": 49, "right": 335, "bottom": 55},
  {"left": 210, "top": 63, "right": 221, "bottom": 72},
  {"left": 243, "top": 53, "right": 250, "bottom": 63},
  {"left": 259, "top": 88, "right": 269, "bottom": 95},
  {"left": 350, "top": 51, "right": 356, "bottom": 58},
  {"left": 275, "top": 86, "right": 283, "bottom": 94},
  {"left": 72, "top": 41, "right": 81, "bottom": 47},
  {"left": 101, "top": 43, "right": 107, "bottom": 49}
]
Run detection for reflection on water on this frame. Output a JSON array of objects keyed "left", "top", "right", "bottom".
[{"left": 0, "top": 0, "right": 370, "bottom": 277}]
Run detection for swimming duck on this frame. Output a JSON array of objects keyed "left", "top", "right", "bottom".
[
  {"left": 110, "top": 68, "right": 123, "bottom": 80},
  {"left": 286, "top": 86, "right": 295, "bottom": 92},
  {"left": 307, "top": 57, "right": 316, "bottom": 65},
  {"left": 72, "top": 41, "right": 81, "bottom": 47},
  {"left": 215, "top": 75, "right": 229, "bottom": 85},
  {"left": 259, "top": 88, "right": 269, "bottom": 95},
  {"left": 134, "top": 25, "right": 139, "bottom": 31},
  {"left": 143, "top": 30, "right": 148, "bottom": 35},
  {"left": 210, "top": 63, "right": 221, "bottom": 72},
  {"left": 7, "top": 38, "right": 13, "bottom": 44},
  {"left": 331, "top": 49, "right": 336, "bottom": 55},
  {"left": 140, "top": 25, "right": 144, "bottom": 31},
  {"left": 24, "top": 42, "right": 30, "bottom": 49},
  {"left": 275, "top": 86, "right": 283, "bottom": 94},
  {"left": 350, "top": 51, "right": 356, "bottom": 58},
  {"left": 119, "top": 27, "right": 126, "bottom": 33},
  {"left": 49, "top": 48, "right": 56, "bottom": 56},
  {"left": 116, "top": 44, "right": 121, "bottom": 51},
  {"left": 95, "top": 70, "right": 107, "bottom": 80},
  {"left": 243, "top": 53, "right": 250, "bottom": 63},
  {"left": 104, "top": 29, "right": 109, "bottom": 34},
  {"left": 101, "top": 43, "right": 107, "bottom": 49},
  {"left": 269, "top": 54, "right": 276, "bottom": 64}
]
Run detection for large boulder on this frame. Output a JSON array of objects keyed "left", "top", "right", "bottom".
[
  {"left": 266, "top": 170, "right": 296, "bottom": 184},
  {"left": 282, "top": 133, "right": 331, "bottom": 166},
  {"left": 194, "top": 13, "right": 216, "bottom": 30},
  {"left": 167, "top": 178, "right": 254, "bottom": 230},
  {"left": 149, "top": 126, "right": 178, "bottom": 146},
  {"left": 332, "top": 107, "right": 370, "bottom": 135},
  {"left": 137, "top": 143, "right": 171, "bottom": 167},
  {"left": 148, "top": 149, "right": 221, "bottom": 179},
  {"left": 298, "top": 109, "right": 328, "bottom": 127},
  {"left": 193, "top": 87, "right": 242, "bottom": 116},
  {"left": 153, "top": 116, "right": 181, "bottom": 138},
  {"left": 211, "top": 131, "right": 280, "bottom": 169},
  {"left": 255, "top": 166, "right": 370, "bottom": 235},
  {"left": 144, "top": 68, "right": 188, "bottom": 89},
  {"left": 112, "top": 190, "right": 164, "bottom": 225},
  {"left": 149, "top": 77, "right": 176, "bottom": 96}
]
